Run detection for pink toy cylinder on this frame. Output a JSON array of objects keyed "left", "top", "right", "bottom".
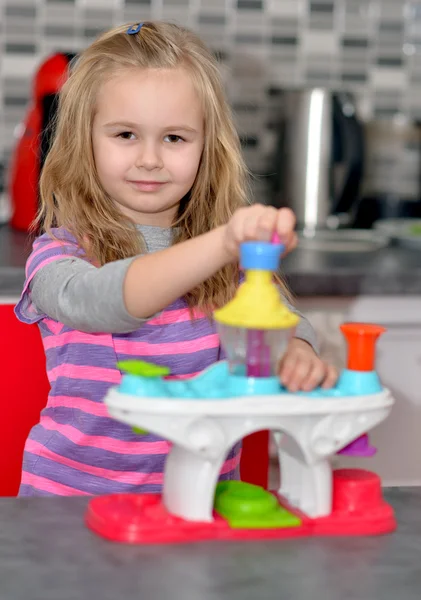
[{"left": 332, "top": 469, "right": 382, "bottom": 514}]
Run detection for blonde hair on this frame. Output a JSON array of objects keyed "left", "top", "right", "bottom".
[{"left": 38, "top": 21, "right": 288, "bottom": 313}]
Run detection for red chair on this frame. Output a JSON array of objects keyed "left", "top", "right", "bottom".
[
  {"left": 0, "top": 304, "right": 49, "bottom": 496},
  {"left": 240, "top": 432, "right": 269, "bottom": 488},
  {"left": 1, "top": 303, "right": 268, "bottom": 495}
]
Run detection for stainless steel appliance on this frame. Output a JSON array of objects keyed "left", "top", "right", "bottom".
[
  {"left": 268, "top": 88, "right": 365, "bottom": 235},
  {"left": 354, "top": 118, "right": 421, "bottom": 228}
]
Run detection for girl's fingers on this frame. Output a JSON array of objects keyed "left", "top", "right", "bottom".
[
  {"left": 242, "top": 205, "right": 272, "bottom": 240},
  {"left": 282, "top": 360, "right": 312, "bottom": 393},
  {"left": 278, "top": 354, "right": 297, "bottom": 388},
  {"left": 321, "top": 365, "right": 339, "bottom": 389},
  {"left": 300, "top": 361, "right": 328, "bottom": 392},
  {"left": 281, "top": 353, "right": 339, "bottom": 392},
  {"left": 276, "top": 208, "right": 296, "bottom": 245},
  {"left": 257, "top": 207, "right": 279, "bottom": 240},
  {"left": 282, "top": 232, "right": 298, "bottom": 256},
  {"left": 231, "top": 204, "right": 297, "bottom": 246}
]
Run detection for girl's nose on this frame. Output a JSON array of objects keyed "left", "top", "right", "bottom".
[{"left": 135, "top": 141, "right": 163, "bottom": 170}]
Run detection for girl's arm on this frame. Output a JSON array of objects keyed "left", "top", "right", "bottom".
[
  {"left": 29, "top": 205, "right": 297, "bottom": 333},
  {"left": 124, "top": 205, "right": 297, "bottom": 319},
  {"left": 123, "top": 225, "right": 230, "bottom": 319}
]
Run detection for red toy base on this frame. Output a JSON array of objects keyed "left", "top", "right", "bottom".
[{"left": 85, "top": 469, "right": 396, "bottom": 544}]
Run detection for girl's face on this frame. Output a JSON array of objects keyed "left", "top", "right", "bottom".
[{"left": 92, "top": 67, "right": 205, "bottom": 227}]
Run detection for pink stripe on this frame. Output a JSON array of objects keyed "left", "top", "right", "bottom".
[
  {"left": 43, "top": 318, "right": 65, "bottom": 335},
  {"left": 48, "top": 395, "right": 109, "bottom": 417},
  {"left": 26, "top": 240, "right": 71, "bottom": 274},
  {"left": 48, "top": 364, "right": 121, "bottom": 384},
  {"left": 220, "top": 452, "right": 242, "bottom": 475},
  {"left": 26, "top": 239, "right": 78, "bottom": 274},
  {"left": 20, "top": 471, "right": 91, "bottom": 496},
  {"left": 43, "top": 330, "right": 219, "bottom": 356},
  {"left": 26, "top": 440, "right": 164, "bottom": 485},
  {"left": 39, "top": 416, "right": 171, "bottom": 455},
  {"left": 20, "top": 253, "right": 67, "bottom": 301},
  {"left": 114, "top": 333, "right": 220, "bottom": 356},
  {"left": 147, "top": 307, "right": 206, "bottom": 326},
  {"left": 43, "top": 330, "right": 113, "bottom": 350}
]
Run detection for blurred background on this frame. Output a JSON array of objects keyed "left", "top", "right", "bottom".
[{"left": 3, "top": 0, "right": 421, "bottom": 227}]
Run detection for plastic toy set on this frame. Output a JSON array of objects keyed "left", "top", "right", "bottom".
[{"left": 86, "top": 237, "right": 396, "bottom": 544}]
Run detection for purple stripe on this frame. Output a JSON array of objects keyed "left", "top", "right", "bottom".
[
  {"left": 39, "top": 407, "right": 153, "bottom": 441},
  {"left": 46, "top": 346, "right": 219, "bottom": 376},
  {"left": 219, "top": 468, "right": 240, "bottom": 482},
  {"left": 48, "top": 429, "right": 169, "bottom": 468},
  {"left": 25, "top": 433, "right": 168, "bottom": 471},
  {"left": 35, "top": 228, "right": 78, "bottom": 245},
  {"left": 22, "top": 453, "right": 165, "bottom": 495},
  {"left": 45, "top": 343, "right": 117, "bottom": 370},
  {"left": 18, "top": 485, "right": 56, "bottom": 497},
  {"left": 50, "top": 379, "right": 113, "bottom": 402},
  {"left": 158, "top": 347, "right": 219, "bottom": 374},
  {"left": 119, "top": 317, "right": 217, "bottom": 339},
  {"left": 38, "top": 409, "right": 141, "bottom": 441},
  {"left": 225, "top": 442, "right": 242, "bottom": 461},
  {"left": 39, "top": 321, "right": 56, "bottom": 336}
]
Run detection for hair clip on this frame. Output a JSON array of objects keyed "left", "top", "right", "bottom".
[{"left": 126, "top": 23, "right": 144, "bottom": 35}]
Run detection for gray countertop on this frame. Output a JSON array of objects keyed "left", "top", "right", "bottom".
[
  {"left": 1, "top": 224, "right": 421, "bottom": 297},
  {"left": 1, "top": 488, "right": 420, "bottom": 600}
]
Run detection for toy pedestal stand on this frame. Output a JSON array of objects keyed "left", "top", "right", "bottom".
[{"left": 86, "top": 241, "right": 396, "bottom": 544}]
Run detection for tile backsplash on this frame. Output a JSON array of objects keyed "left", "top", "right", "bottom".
[{"left": 2, "top": 0, "right": 421, "bottom": 184}]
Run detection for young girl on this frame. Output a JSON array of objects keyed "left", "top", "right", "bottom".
[{"left": 15, "top": 21, "right": 337, "bottom": 497}]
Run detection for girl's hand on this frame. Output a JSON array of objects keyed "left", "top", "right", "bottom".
[
  {"left": 223, "top": 204, "right": 297, "bottom": 261},
  {"left": 279, "top": 338, "right": 338, "bottom": 393}
]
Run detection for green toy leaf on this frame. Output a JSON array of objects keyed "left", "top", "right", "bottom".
[
  {"left": 132, "top": 427, "right": 148, "bottom": 435},
  {"left": 117, "top": 360, "right": 170, "bottom": 377}
]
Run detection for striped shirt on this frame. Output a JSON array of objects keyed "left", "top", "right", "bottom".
[{"left": 15, "top": 227, "right": 241, "bottom": 496}]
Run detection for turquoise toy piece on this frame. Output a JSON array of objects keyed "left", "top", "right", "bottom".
[{"left": 117, "top": 359, "right": 383, "bottom": 400}]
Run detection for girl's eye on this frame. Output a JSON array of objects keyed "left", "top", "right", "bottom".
[
  {"left": 164, "top": 134, "right": 184, "bottom": 143},
  {"left": 117, "top": 131, "right": 136, "bottom": 140}
]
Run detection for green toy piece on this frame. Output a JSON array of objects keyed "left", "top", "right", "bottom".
[
  {"left": 132, "top": 426, "right": 148, "bottom": 435},
  {"left": 117, "top": 360, "right": 171, "bottom": 377},
  {"left": 214, "top": 480, "right": 301, "bottom": 529}
]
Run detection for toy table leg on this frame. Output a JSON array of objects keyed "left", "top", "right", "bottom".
[
  {"left": 278, "top": 450, "right": 332, "bottom": 518},
  {"left": 163, "top": 444, "right": 225, "bottom": 522},
  {"left": 277, "top": 448, "right": 301, "bottom": 505}
]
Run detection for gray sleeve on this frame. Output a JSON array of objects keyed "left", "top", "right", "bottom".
[
  {"left": 30, "top": 256, "right": 319, "bottom": 349},
  {"left": 282, "top": 295, "right": 319, "bottom": 354},
  {"left": 30, "top": 256, "right": 148, "bottom": 334}
]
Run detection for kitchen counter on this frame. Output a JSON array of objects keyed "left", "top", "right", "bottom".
[
  {"left": 0, "top": 488, "right": 420, "bottom": 600},
  {"left": 1, "top": 224, "right": 421, "bottom": 297}
]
